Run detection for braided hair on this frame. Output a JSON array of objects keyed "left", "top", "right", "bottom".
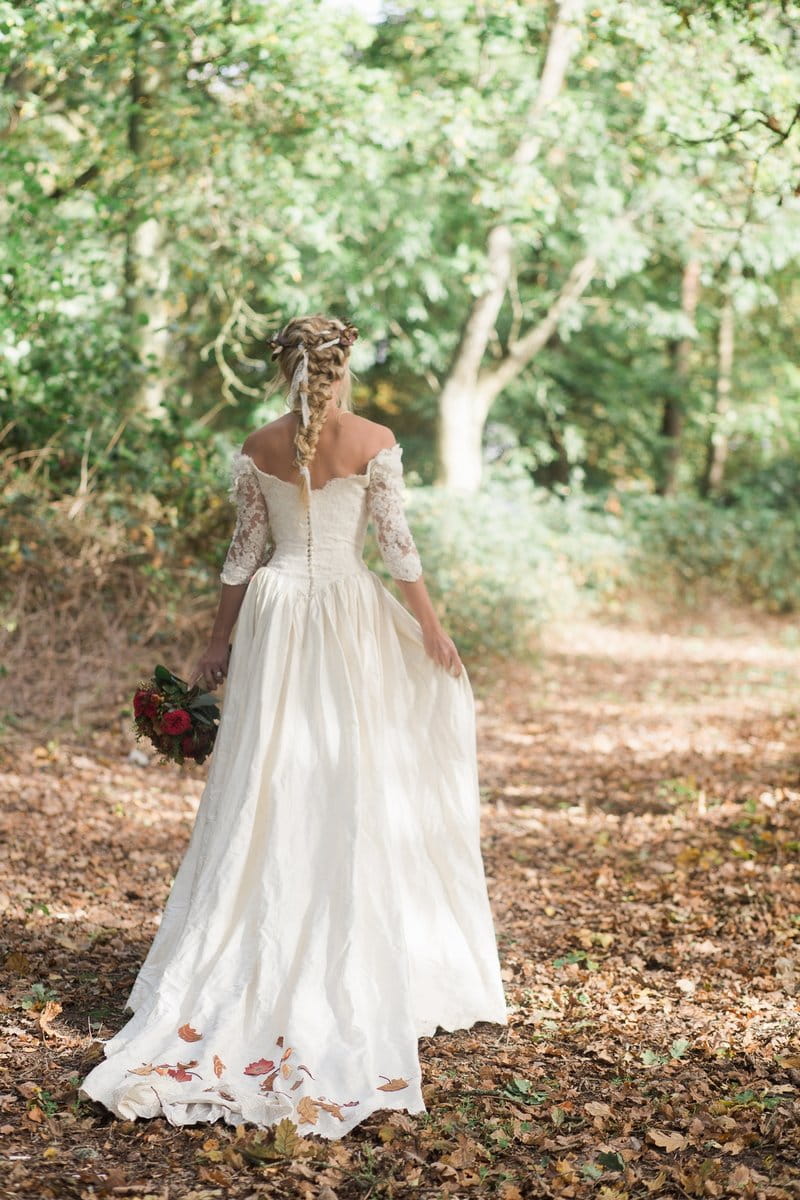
[{"left": 268, "top": 314, "right": 359, "bottom": 508}]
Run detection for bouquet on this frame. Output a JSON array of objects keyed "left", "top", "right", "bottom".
[{"left": 133, "top": 665, "right": 221, "bottom": 765}]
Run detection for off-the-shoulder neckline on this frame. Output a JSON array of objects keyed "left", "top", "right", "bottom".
[{"left": 233, "top": 442, "right": 402, "bottom": 492}]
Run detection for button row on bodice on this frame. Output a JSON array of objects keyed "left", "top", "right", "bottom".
[{"left": 268, "top": 544, "right": 369, "bottom": 583}]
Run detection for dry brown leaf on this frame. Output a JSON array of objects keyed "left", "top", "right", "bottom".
[
  {"left": 646, "top": 1129, "right": 686, "bottom": 1152},
  {"left": 36, "top": 1000, "right": 62, "bottom": 1036},
  {"left": 585, "top": 1100, "right": 613, "bottom": 1119},
  {"left": 498, "top": 1186, "right": 524, "bottom": 1200},
  {"left": 4, "top": 952, "right": 30, "bottom": 975}
]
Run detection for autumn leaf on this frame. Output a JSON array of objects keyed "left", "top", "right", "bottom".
[
  {"left": 280, "top": 1045, "right": 293, "bottom": 1062},
  {"left": 36, "top": 1000, "right": 62, "bottom": 1036},
  {"left": 4, "top": 951, "right": 30, "bottom": 975},
  {"left": 297, "top": 1063, "right": 315, "bottom": 1078},
  {"left": 237, "top": 1137, "right": 280, "bottom": 1164},
  {"left": 243, "top": 1057, "right": 275, "bottom": 1076},
  {"left": 584, "top": 1100, "right": 613, "bottom": 1119},
  {"left": 212, "top": 1054, "right": 225, "bottom": 1077},
  {"left": 597, "top": 1151, "right": 626, "bottom": 1172},
  {"left": 647, "top": 1128, "right": 687, "bottom": 1152},
  {"left": 277, "top": 1117, "right": 311, "bottom": 1157},
  {"left": 259, "top": 1070, "right": 279, "bottom": 1092},
  {"left": 377, "top": 1076, "right": 409, "bottom": 1091},
  {"left": 178, "top": 1023, "right": 203, "bottom": 1042}
]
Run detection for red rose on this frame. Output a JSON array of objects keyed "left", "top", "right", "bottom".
[
  {"left": 162, "top": 709, "right": 192, "bottom": 736},
  {"left": 133, "top": 689, "right": 152, "bottom": 718}
]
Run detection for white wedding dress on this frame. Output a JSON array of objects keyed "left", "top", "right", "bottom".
[{"left": 79, "top": 442, "right": 508, "bottom": 1139}]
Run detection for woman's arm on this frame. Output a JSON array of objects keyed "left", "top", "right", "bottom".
[
  {"left": 187, "top": 582, "right": 249, "bottom": 689},
  {"left": 365, "top": 442, "right": 463, "bottom": 678},
  {"left": 187, "top": 450, "right": 272, "bottom": 690},
  {"left": 395, "top": 576, "right": 463, "bottom": 677}
]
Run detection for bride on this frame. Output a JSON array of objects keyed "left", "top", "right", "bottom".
[{"left": 79, "top": 313, "right": 508, "bottom": 1139}]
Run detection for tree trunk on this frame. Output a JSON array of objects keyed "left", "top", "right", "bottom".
[
  {"left": 702, "top": 281, "right": 736, "bottom": 496},
  {"left": 437, "top": 0, "right": 586, "bottom": 491},
  {"left": 657, "top": 258, "right": 701, "bottom": 496},
  {"left": 124, "top": 27, "right": 170, "bottom": 421}
]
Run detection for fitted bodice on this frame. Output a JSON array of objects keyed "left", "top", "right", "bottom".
[
  {"left": 255, "top": 470, "right": 372, "bottom": 585},
  {"left": 219, "top": 443, "right": 423, "bottom": 590}
]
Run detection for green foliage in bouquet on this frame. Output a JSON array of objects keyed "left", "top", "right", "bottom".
[{"left": 133, "top": 665, "right": 220, "bottom": 766}]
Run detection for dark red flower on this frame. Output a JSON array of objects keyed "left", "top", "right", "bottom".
[
  {"left": 133, "top": 689, "right": 153, "bottom": 718},
  {"left": 162, "top": 709, "right": 192, "bottom": 736}
]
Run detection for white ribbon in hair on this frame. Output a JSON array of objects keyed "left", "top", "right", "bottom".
[
  {"left": 289, "top": 335, "right": 344, "bottom": 491},
  {"left": 289, "top": 336, "right": 343, "bottom": 428}
]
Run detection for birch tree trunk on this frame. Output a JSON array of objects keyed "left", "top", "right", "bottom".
[
  {"left": 437, "top": 0, "right": 587, "bottom": 491},
  {"left": 124, "top": 28, "right": 170, "bottom": 421},
  {"left": 657, "top": 258, "right": 701, "bottom": 496},
  {"left": 702, "top": 278, "right": 736, "bottom": 496}
]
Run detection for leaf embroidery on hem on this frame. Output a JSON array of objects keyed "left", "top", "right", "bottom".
[{"left": 125, "top": 1026, "right": 408, "bottom": 1115}]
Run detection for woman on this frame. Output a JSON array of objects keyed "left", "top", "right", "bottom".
[{"left": 79, "top": 313, "right": 508, "bottom": 1139}]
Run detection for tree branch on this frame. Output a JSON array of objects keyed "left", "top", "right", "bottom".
[
  {"left": 48, "top": 162, "right": 100, "bottom": 201},
  {"left": 476, "top": 253, "right": 597, "bottom": 413}
]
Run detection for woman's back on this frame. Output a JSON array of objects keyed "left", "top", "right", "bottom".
[{"left": 243, "top": 410, "right": 394, "bottom": 490}]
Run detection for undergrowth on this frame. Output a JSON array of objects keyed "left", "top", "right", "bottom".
[{"left": 3, "top": 451, "right": 800, "bottom": 734}]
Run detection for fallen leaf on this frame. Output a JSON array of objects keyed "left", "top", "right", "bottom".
[
  {"left": 647, "top": 1128, "right": 686, "bottom": 1152},
  {"left": 37, "top": 1000, "right": 62, "bottom": 1036},
  {"left": 5, "top": 952, "right": 30, "bottom": 975}
]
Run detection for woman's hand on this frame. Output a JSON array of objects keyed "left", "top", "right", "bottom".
[
  {"left": 421, "top": 621, "right": 463, "bottom": 677},
  {"left": 188, "top": 639, "right": 231, "bottom": 690}
]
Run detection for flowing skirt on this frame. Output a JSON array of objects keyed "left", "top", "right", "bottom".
[{"left": 79, "top": 564, "right": 508, "bottom": 1139}]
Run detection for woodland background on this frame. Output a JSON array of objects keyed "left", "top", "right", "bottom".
[
  {"left": 2, "top": 0, "right": 800, "bottom": 728},
  {"left": 2, "top": 5, "right": 800, "bottom": 1198}
]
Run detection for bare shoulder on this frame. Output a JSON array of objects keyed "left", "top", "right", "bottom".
[
  {"left": 342, "top": 413, "right": 397, "bottom": 456},
  {"left": 241, "top": 416, "right": 293, "bottom": 466}
]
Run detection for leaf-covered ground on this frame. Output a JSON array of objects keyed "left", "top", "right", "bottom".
[{"left": 1, "top": 612, "right": 799, "bottom": 1199}]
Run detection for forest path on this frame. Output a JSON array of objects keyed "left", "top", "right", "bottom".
[{"left": 1, "top": 612, "right": 799, "bottom": 1197}]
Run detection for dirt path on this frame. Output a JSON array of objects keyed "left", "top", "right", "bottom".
[{"left": 1, "top": 614, "right": 799, "bottom": 1198}]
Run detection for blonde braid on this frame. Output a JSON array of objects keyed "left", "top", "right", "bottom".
[{"left": 268, "top": 314, "right": 358, "bottom": 509}]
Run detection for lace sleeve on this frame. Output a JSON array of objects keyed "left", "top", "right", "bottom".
[
  {"left": 219, "top": 451, "right": 273, "bottom": 586},
  {"left": 366, "top": 444, "right": 423, "bottom": 582}
]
